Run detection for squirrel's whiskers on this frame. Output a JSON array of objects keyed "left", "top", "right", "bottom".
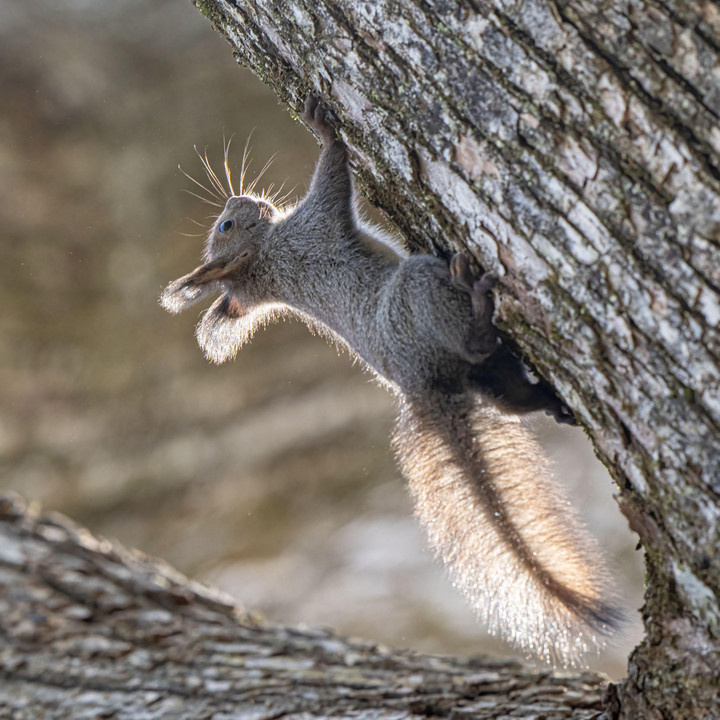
[{"left": 182, "top": 135, "right": 294, "bottom": 217}]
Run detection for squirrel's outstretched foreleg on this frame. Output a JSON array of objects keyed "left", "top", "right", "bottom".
[{"left": 302, "top": 96, "right": 354, "bottom": 235}]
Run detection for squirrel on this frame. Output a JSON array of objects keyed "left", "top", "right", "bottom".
[{"left": 160, "top": 95, "right": 625, "bottom": 665}]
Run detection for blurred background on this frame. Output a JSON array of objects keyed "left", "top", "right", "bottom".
[{"left": 0, "top": 0, "right": 643, "bottom": 677}]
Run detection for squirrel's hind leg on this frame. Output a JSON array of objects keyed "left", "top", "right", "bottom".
[
  {"left": 470, "top": 346, "right": 577, "bottom": 425},
  {"left": 449, "top": 254, "right": 577, "bottom": 426}
]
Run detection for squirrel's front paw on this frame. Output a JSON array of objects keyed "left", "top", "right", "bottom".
[
  {"left": 303, "top": 95, "right": 336, "bottom": 142},
  {"left": 449, "top": 253, "right": 475, "bottom": 292}
]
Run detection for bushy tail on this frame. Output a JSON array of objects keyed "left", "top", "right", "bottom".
[{"left": 392, "top": 392, "right": 625, "bottom": 665}]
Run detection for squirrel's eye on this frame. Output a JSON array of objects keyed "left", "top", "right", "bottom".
[{"left": 219, "top": 219, "right": 234, "bottom": 233}]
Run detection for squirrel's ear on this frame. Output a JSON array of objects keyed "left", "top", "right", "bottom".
[{"left": 159, "top": 258, "right": 233, "bottom": 314}]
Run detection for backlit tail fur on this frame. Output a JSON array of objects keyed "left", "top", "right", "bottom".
[{"left": 393, "top": 392, "right": 624, "bottom": 665}]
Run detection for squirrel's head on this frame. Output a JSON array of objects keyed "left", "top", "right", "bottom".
[
  {"left": 160, "top": 194, "right": 279, "bottom": 315},
  {"left": 205, "top": 194, "right": 278, "bottom": 263},
  {"left": 160, "top": 192, "right": 288, "bottom": 364},
  {"left": 160, "top": 142, "right": 294, "bottom": 363}
]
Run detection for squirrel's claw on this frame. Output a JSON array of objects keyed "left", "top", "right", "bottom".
[
  {"left": 449, "top": 253, "right": 474, "bottom": 292},
  {"left": 303, "top": 94, "right": 336, "bottom": 143},
  {"left": 450, "top": 254, "right": 495, "bottom": 296},
  {"left": 474, "top": 272, "right": 497, "bottom": 296},
  {"left": 546, "top": 404, "right": 578, "bottom": 426},
  {"left": 450, "top": 254, "right": 497, "bottom": 311}
]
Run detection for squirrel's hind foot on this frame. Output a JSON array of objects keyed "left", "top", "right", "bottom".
[{"left": 546, "top": 402, "right": 577, "bottom": 425}]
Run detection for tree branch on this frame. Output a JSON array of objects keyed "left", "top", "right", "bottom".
[{"left": 0, "top": 496, "right": 608, "bottom": 719}]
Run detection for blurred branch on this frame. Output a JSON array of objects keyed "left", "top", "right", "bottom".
[
  {"left": 0, "top": 496, "right": 608, "bottom": 718},
  {"left": 189, "top": 2, "right": 720, "bottom": 718}
]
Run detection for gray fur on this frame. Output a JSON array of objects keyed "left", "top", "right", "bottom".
[{"left": 160, "top": 96, "right": 625, "bottom": 664}]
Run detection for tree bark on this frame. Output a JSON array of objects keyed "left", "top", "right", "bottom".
[
  {"left": 0, "top": 495, "right": 610, "bottom": 719},
  {"left": 189, "top": 1, "right": 720, "bottom": 718}
]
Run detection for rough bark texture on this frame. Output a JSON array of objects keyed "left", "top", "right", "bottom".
[
  {"left": 0, "top": 496, "right": 611, "bottom": 719},
  {"left": 187, "top": 1, "right": 720, "bottom": 718}
]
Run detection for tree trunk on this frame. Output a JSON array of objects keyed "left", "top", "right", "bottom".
[
  {"left": 0, "top": 495, "right": 611, "bottom": 718},
  {"left": 190, "top": 1, "right": 720, "bottom": 717}
]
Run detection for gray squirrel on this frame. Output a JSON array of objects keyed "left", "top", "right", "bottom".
[{"left": 161, "top": 95, "right": 624, "bottom": 665}]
